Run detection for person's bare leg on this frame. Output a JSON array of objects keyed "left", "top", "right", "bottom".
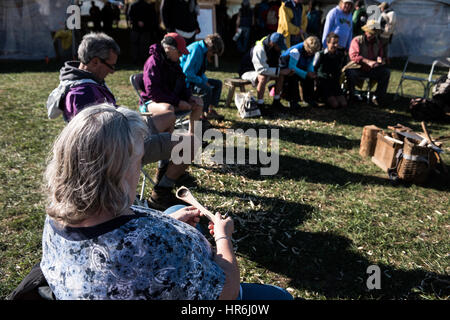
[
  {"left": 188, "top": 102, "right": 203, "bottom": 135},
  {"left": 256, "top": 74, "right": 269, "bottom": 101}
]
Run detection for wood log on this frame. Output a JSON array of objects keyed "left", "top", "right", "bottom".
[{"left": 360, "top": 125, "right": 383, "bottom": 157}]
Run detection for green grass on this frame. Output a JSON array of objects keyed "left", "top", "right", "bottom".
[{"left": 0, "top": 57, "right": 449, "bottom": 300}]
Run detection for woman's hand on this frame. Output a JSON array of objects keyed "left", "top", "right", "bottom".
[
  {"left": 207, "top": 213, "right": 234, "bottom": 239},
  {"left": 169, "top": 206, "right": 201, "bottom": 227}
]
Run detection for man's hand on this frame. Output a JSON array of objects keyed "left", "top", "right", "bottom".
[
  {"left": 306, "top": 72, "right": 317, "bottom": 79},
  {"left": 366, "top": 60, "right": 378, "bottom": 69}
]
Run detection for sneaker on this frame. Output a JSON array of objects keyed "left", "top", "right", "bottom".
[{"left": 148, "top": 186, "right": 189, "bottom": 211}]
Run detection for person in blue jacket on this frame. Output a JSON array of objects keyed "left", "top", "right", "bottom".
[
  {"left": 279, "top": 35, "right": 321, "bottom": 109},
  {"left": 180, "top": 33, "right": 225, "bottom": 121}
]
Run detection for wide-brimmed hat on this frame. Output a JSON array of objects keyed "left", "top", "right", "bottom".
[{"left": 361, "top": 20, "right": 381, "bottom": 33}]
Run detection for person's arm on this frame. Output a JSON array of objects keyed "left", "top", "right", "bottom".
[
  {"left": 322, "top": 10, "right": 335, "bottom": 47},
  {"left": 160, "top": 0, "right": 174, "bottom": 32},
  {"left": 181, "top": 48, "right": 208, "bottom": 86},
  {"left": 301, "top": 4, "right": 308, "bottom": 36},
  {"left": 288, "top": 48, "right": 307, "bottom": 79},
  {"left": 253, "top": 45, "right": 279, "bottom": 77},
  {"left": 278, "top": 5, "right": 300, "bottom": 36},
  {"left": 143, "top": 58, "right": 180, "bottom": 106},
  {"left": 208, "top": 213, "right": 240, "bottom": 300}
]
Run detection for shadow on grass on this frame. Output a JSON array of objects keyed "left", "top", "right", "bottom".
[{"left": 195, "top": 187, "right": 448, "bottom": 299}]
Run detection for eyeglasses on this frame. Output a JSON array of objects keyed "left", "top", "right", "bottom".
[{"left": 97, "top": 57, "right": 116, "bottom": 71}]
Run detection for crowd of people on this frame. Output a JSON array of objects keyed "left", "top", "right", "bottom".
[{"left": 11, "top": 0, "right": 400, "bottom": 301}]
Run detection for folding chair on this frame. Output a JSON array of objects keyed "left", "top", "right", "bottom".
[
  {"left": 129, "top": 73, "right": 191, "bottom": 131},
  {"left": 395, "top": 57, "right": 450, "bottom": 100},
  {"left": 129, "top": 73, "right": 192, "bottom": 206}
]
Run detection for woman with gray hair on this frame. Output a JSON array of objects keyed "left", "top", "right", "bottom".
[
  {"left": 40, "top": 104, "right": 238, "bottom": 300},
  {"left": 39, "top": 104, "right": 293, "bottom": 300}
]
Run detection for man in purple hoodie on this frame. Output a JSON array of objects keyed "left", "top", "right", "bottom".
[{"left": 46, "top": 32, "right": 193, "bottom": 210}]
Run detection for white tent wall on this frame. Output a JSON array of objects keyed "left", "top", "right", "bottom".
[
  {"left": 366, "top": 0, "right": 450, "bottom": 65},
  {"left": 0, "top": 0, "right": 69, "bottom": 60}
]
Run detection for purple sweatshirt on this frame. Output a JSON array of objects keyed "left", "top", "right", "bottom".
[
  {"left": 60, "top": 61, "right": 116, "bottom": 121},
  {"left": 141, "top": 44, "right": 191, "bottom": 106}
]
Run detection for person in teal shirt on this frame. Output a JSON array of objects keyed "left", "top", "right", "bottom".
[{"left": 180, "top": 34, "right": 225, "bottom": 120}]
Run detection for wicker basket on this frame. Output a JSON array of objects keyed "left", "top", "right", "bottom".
[{"left": 397, "top": 138, "right": 431, "bottom": 184}]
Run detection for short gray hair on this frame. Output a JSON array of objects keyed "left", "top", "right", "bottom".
[
  {"left": 44, "top": 104, "right": 148, "bottom": 225},
  {"left": 77, "top": 32, "right": 120, "bottom": 64}
]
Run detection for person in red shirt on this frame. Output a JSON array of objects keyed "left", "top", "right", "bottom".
[{"left": 346, "top": 20, "right": 391, "bottom": 106}]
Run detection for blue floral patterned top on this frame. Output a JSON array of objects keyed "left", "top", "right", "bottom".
[{"left": 40, "top": 205, "right": 225, "bottom": 300}]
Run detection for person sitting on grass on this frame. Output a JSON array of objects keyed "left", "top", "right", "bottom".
[
  {"left": 40, "top": 103, "right": 294, "bottom": 300},
  {"left": 180, "top": 33, "right": 225, "bottom": 121},
  {"left": 279, "top": 35, "right": 321, "bottom": 109},
  {"left": 313, "top": 32, "right": 347, "bottom": 108},
  {"left": 238, "top": 32, "right": 292, "bottom": 114}
]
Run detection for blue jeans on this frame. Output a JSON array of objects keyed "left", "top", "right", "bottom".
[
  {"left": 191, "top": 78, "right": 223, "bottom": 113},
  {"left": 164, "top": 205, "right": 294, "bottom": 300}
]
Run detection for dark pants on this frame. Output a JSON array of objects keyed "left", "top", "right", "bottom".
[
  {"left": 131, "top": 30, "right": 151, "bottom": 64},
  {"left": 283, "top": 74, "right": 314, "bottom": 103},
  {"left": 345, "top": 66, "right": 391, "bottom": 99},
  {"left": 191, "top": 78, "right": 223, "bottom": 113}
]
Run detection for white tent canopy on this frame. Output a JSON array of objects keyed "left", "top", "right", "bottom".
[
  {"left": 366, "top": 0, "right": 450, "bottom": 64},
  {"left": 0, "top": 0, "right": 69, "bottom": 60}
]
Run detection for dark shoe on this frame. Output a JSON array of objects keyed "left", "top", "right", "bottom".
[
  {"left": 175, "top": 172, "right": 197, "bottom": 187},
  {"left": 271, "top": 99, "right": 284, "bottom": 110},
  {"left": 148, "top": 186, "right": 189, "bottom": 211},
  {"left": 201, "top": 118, "right": 214, "bottom": 134},
  {"left": 288, "top": 100, "right": 300, "bottom": 110},
  {"left": 205, "top": 109, "right": 225, "bottom": 121},
  {"left": 304, "top": 100, "right": 318, "bottom": 108}
]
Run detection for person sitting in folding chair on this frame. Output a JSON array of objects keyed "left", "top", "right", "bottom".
[
  {"left": 46, "top": 32, "right": 193, "bottom": 210},
  {"left": 346, "top": 20, "right": 391, "bottom": 107},
  {"left": 141, "top": 33, "right": 203, "bottom": 135},
  {"left": 180, "top": 33, "right": 225, "bottom": 122}
]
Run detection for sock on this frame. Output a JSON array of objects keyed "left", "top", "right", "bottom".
[
  {"left": 257, "top": 99, "right": 264, "bottom": 105},
  {"left": 274, "top": 95, "right": 280, "bottom": 100},
  {"left": 157, "top": 175, "right": 176, "bottom": 188}
]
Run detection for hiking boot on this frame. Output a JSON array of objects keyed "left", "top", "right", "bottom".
[{"left": 148, "top": 185, "right": 189, "bottom": 211}]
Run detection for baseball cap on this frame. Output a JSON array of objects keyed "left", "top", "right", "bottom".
[
  {"left": 269, "top": 33, "right": 287, "bottom": 51},
  {"left": 343, "top": 0, "right": 354, "bottom": 3},
  {"left": 163, "top": 32, "right": 189, "bottom": 55}
]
